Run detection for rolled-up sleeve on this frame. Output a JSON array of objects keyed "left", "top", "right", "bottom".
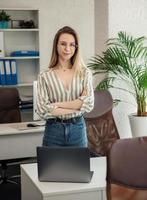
[
  {"left": 78, "top": 69, "right": 94, "bottom": 113},
  {"left": 36, "top": 74, "right": 57, "bottom": 119}
]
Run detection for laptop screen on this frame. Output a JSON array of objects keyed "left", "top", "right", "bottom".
[{"left": 37, "top": 146, "right": 93, "bottom": 183}]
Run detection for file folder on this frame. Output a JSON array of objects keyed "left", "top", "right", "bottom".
[
  {"left": 0, "top": 59, "right": 6, "bottom": 85},
  {"left": 10, "top": 50, "right": 39, "bottom": 57},
  {"left": 4, "top": 60, "right": 12, "bottom": 85},
  {"left": 10, "top": 60, "right": 17, "bottom": 85}
]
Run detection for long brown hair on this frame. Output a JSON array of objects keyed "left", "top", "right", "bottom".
[{"left": 49, "top": 26, "right": 85, "bottom": 75}]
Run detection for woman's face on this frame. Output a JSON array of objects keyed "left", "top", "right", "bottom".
[{"left": 57, "top": 33, "right": 76, "bottom": 62}]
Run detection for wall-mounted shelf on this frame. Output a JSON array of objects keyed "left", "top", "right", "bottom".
[
  {"left": 0, "top": 29, "right": 39, "bottom": 32},
  {"left": 2, "top": 56, "right": 40, "bottom": 60},
  {"left": 0, "top": 8, "right": 40, "bottom": 87}
]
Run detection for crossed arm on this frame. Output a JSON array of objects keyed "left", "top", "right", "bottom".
[
  {"left": 37, "top": 69, "right": 94, "bottom": 118},
  {"left": 50, "top": 89, "right": 87, "bottom": 116}
]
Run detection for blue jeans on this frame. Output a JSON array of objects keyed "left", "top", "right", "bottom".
[{"left": 43, "top": 116, "right": 87, "bottom": 147}]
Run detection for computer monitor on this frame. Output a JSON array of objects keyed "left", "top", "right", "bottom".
[{"left": 33, "top": 81, "right": 42, "bottom": 121}]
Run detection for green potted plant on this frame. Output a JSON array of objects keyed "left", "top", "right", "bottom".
[
  {"left": 88, "top": 31, "right": 147, "bottom": 137},
  {"left": 0, "top": 10, "right": 11, "bottom": 29}
]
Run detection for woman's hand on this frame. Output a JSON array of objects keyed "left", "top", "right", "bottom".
[
  {"left": 81, "top": 88, "right": 88, "bottom": 96},
  {"left": 50, "top": 102, "right": 59, "bottom": 107}
]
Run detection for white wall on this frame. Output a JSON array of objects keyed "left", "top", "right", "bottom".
[
  {"left": 108, "top": 0, "right": 147, "bottom": 37},
  {"left": 0, "top": 0, "right": 95, "bottom": 70}
]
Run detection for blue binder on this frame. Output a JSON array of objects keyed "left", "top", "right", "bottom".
[
  {"left": 10, "top": 50, "right": 39, "bottom": 57},
  {"left": 10, "top": 60, "right": 17, "bottom": 85},
  {"left": 4, "top": 60, "right": 12, "bottom": 85},
  {"left": 0, "top": 59, "right": 6, "bottom": 85}
]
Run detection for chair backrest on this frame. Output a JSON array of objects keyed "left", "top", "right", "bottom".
[
  {"left": 0, "top": 87, "right": 21, "bottom": 123},
  {"left": 85, "top": 90, "right": 113, "bottom": 118},
  {"left": 107, "top": 137, "right": 147, "bottom": 200},
  {"left": 84, "top": 90, "right": 119, "bottom": 156}
]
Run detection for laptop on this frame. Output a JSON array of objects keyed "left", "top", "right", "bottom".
[{"left": 37, "top": 146, "right": 93, "bottom": 183}]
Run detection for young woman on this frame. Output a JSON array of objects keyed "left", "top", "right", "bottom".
[{"left": 37, "top": 26, "right": 94, "bottom": 147}]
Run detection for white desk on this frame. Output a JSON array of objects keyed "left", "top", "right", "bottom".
[
  {"left": 0, "top": 122, "right": 44, "bottom": 160},
  {"left": 21, "top": 157, "right": 107, "bottom": 200}
]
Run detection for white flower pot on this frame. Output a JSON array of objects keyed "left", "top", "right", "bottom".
[{"left": 129, "top": 114, "right": 147, "bottom": 137}]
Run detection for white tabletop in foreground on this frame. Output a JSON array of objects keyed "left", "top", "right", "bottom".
[{"left": 21, "top": 157, "right": 106, "bottom": 198}]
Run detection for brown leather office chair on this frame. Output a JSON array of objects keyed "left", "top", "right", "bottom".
[
  {"left": 107, "top": 137, "right": 147, "bottom": 200},
  {"left": 0, "top": 87, "right": 21, "bottom": 123},
  {"left": 0, "top": 87, "right": 21, "bottom": 184},
  {"left": 84, "top": 90, "right": 119, "bottom": 156}
]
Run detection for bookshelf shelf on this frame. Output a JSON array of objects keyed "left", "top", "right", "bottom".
[
  {"left": 0, "top": 82, "right": 33, "bottom": 87},
  {"left": 0, "top": 8, "right": 40, "bottom": 122},
  {"left": 3, "top": 56, "right": 40, "bottom": 60},
  {"left": 0, "top": 29, "right": 39, "bottom": 32},
  {"left": 15, "top": 83, "right": 33, "bottom": 87},
  {"left": 0, "top": 8, "right": 40, "bottom": 87}
]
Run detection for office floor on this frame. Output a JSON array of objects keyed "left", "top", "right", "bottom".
[
  {"left": 0, "top": 181, "right": 21, "bottom": 200},
  {"left": 0, "top": 164, "right": 21, "bottom": 200},
  {"left": 0, "top": 158, "right": 36, "bottom": 200}
]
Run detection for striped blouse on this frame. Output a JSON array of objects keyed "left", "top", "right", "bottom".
[{"left": 36, "top": 67, "right": 94, "bottom": 120}]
